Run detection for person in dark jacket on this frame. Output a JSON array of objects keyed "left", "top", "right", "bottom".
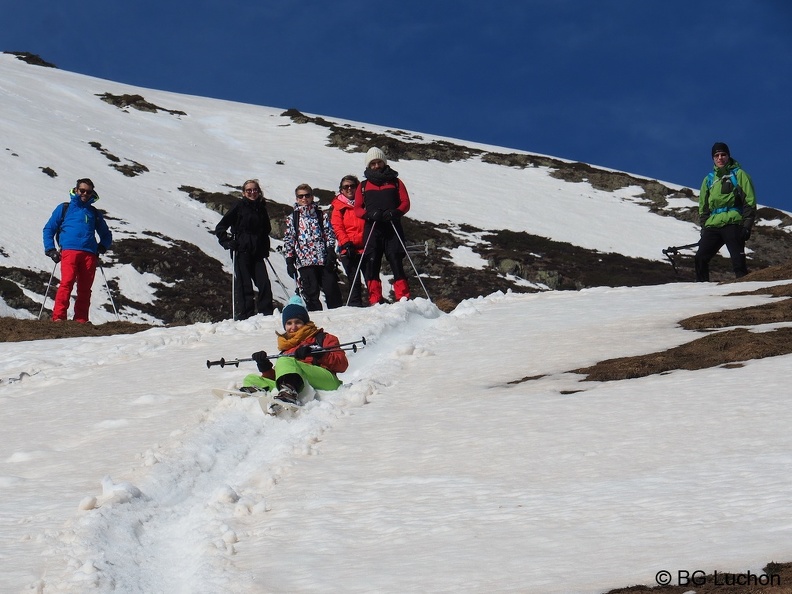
[
  {"left": 242, "top": 295, "right": 349, "bottom": 407},
  {"left": 283, "top": 184, "right": 343, "bottom": 311},
  {"left": 42, "top": 178, "right": 113, "bottom": 323},
  {"left": 695, "top": 142, "right": 757, "bottom": 282},
  {"left": 330, "top": 175, "right": 367, "bottom": 306},
  {"left": 215, "top": 179, "right": 274, "bottom": 319},
  {"left": 354, "top": 147, "right": 411, "bottom": 305}
]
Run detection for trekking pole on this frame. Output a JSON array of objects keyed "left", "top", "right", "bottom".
[
  {"left": 346, "top": 223, "right": 376, "bottom": 307},
  {"left": 337, "top": 336, "right": 366, "bottom": 349},
  {"left": 231, "top": 249, "right": 236, "bottom": 321},
  {"left": 276, "top": 246, "right": 305, "bottom": 300},
  {"left": 38, "top": 261, "right": 59, "bottom": 320},
  {"left": 206, "top": 353, "right": 280, "bottom": 369},
  {"left": 390, "top": 221, "right": 431, "bottom": 301},
  {"left": 206, "top": 341, "right": 363, "bottom": 369},
  {"left": 662, "top": 242, "right": 700, "bottom": 275},
  {"left": 98, "top": 260, "right": 120, "bottom": 322},
  {"left": 265, "top": 257, "right": 290, "bottom": 299}
]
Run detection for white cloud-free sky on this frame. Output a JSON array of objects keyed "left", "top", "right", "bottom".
[
  {"left": 3, "top": 1, "right": 790, "bottom": 212},
  {"left": 2, "top": 54, "right": 792, "bottom": 593}
]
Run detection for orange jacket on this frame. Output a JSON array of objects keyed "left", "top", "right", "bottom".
[{"left": 330, "top": 194, "right": 365, "bottom": 251}]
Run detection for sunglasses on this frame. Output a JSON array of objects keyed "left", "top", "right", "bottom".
[
  {"left": 243, "top": 188, "right": 259, "bottom": 194},
  {"left": 713, "top": 152, "right": 729, "bottom": 159},
  {"left": 296, "top": 193, "right": 312, "bottom": 199},
  {"left": 341, "top": 184, "right": 357, "bottom": 191},
  {"left": 76, "top": 188, "right": 93, "bottom": 195}
]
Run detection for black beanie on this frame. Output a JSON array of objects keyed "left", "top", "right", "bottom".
[{"left": 711, "top": 142, "right": 730, "bottom": 157}]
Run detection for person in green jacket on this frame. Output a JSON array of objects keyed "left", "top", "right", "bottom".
[{"left": 694, "top": 142, "right": 757, "bottom": 281}]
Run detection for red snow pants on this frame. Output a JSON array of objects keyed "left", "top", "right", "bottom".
[{"left": 52, "top": 249, "right": 98, "bottom": 323}]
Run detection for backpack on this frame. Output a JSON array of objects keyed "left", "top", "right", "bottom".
[
  {"left": 703, "top": 167, "right": 746, "bottom": 216},
  {"left": 54, "top": 202, "right": 69, "bottom": 248}
]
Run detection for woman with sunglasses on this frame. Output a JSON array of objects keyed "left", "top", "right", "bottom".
[
  {"left": 42, "top": 177, "right": 113, "bottom": 323},
  {"left": 215, "top": 179, "right": 274, "bottom": 319},
  {"left": 283, "top": 184, "right": 343, "bottom": 311},
  {"left": 330, "top": 175, "right": 367, "bottom": 307}
]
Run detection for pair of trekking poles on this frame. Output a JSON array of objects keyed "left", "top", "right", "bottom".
[
  {"left": 344, "top": 220, "right": 431, "bottom": 307},
  {"left": 38, "top": 256, "right": 120, "bottom": 321},
  {"left": 229, "top": 248, "right": 296, "bottom": 321},
  {"left": 231, "top": 219, "right": 432, "bottom": 315},
  {"left": 206, "top": 337, "right": 367, "bottom": 369}
]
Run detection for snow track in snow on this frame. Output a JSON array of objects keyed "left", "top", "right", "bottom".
[{"left": 43, "top": 299, "right": 441, "bottom": 592}]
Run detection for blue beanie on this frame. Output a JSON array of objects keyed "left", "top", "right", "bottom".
[{"left": 281, "top": 295, "right": 310, "bottom": 327}]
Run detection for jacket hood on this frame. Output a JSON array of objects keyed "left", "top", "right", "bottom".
[{"left": 69, "top": 189, "right": 100, "bottom": 205}]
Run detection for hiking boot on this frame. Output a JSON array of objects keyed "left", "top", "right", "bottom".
[
  {"left": 239, "top": 386, "right": 261, "bottom": 394},
  {"left": 274, "top": 384, "right": 300, "bottom": 406}
]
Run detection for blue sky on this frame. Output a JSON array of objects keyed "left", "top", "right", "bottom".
[{"left": 6, "top": 0, "right": 791, "bottom": 212}]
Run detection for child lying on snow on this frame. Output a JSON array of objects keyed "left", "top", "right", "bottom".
[{"left": 242, "top": 296, "right": 349, "bottom": 406}]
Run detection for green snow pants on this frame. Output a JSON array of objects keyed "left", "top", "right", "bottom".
[{"left": 242, "top": 356, "right": 342, "bottom": 392}]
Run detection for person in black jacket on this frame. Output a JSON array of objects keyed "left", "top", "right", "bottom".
[
  {"left": 215, "top": 179, "right": 274, "bottom": 319},
  {"left": 353, "top": 148, "right": 411, "bottom": 305}
]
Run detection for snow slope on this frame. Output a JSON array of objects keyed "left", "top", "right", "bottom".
[
  {"left": 3, "top": 284, "right": 792, "bottom": 593},
  {"left": 1, "top": 52, "right": 706, "bottom": 327},
  {"left": 2, "top": 54, "right": 792, "bottom": 593}
]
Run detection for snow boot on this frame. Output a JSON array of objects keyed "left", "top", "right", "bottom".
[
  {"left": 367, "top": 279, "right": 383, "bottom": 306},
  {"left": 393, "top": 278, "right": 411, "bottom": 301},
  {"left": 274, "top": 383, "right": 300, "bottom": 406}
]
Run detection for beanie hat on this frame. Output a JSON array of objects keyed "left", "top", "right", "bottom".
[
  {"left": 711, "top": 142, "right": 730, "bottom": 157},
  {"left": 281, "top": 295, "right": 310, "bottom": 327},
  {"left": 365, "top": 147, "right": 387, "bottom": 168}
]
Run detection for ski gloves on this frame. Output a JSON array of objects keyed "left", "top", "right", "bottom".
[
  {"left": 252, "top": 345, "right": 322, "bottom": 371},
  {"left": 45, "top": 249, "right": 61, "bottom": 263},
  {"left": 286, "top": 257, "right": 297, "bottom": 278},
  {"left": 325, "top": 251, "right": 337, "bottom": 271},
  {"left": 251, "top": 351, "right": 273, "bottom": 373},
  {"left": 220, "top": 238, "right": 239, "bottom": 251},
  {"left": 294, "top": 344, "right": 324, "bottom": 360},
  {"left": 286, "top": 254, "right": 334, "bottom": 275},
  {"left": 368, "top": 209, "right": 399, "bottom": 223},
  {"left": 341, "top": 242, "right": 355, "bottom": 255}
]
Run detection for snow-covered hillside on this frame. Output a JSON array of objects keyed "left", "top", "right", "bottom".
[
  {"left": 1, "top": 52, "right": 709, "bottom": 325},
  {"left": 3, "top": 54, "right": 792, "bottom": 593}
]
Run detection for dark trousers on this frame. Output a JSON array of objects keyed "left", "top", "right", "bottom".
[
  {"left": 695, "top": 224, "right": 747, "bottom": 282},
  {"left": 339, "top": 252, "right": 365, "bottom": 306},
  {"left": 298, "top": 265, "right": 343, "bottom": 311},
  {"left": 234, "top": 253, "right": 273, "bottom": 319},
  {"left": 362, "top": 221, "right": 407, "bottom": 283}
]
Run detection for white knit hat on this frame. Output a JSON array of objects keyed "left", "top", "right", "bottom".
[{"left": 365, "top": 147, "right": 387, "bottom": 168}]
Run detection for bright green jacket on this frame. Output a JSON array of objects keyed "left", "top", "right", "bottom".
[{"left": 698, "top": 158, "right": 756, "bottom": 229}]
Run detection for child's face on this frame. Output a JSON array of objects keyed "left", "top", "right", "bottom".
[{"left": 284, "top": 318, "right": 305, "bottom": 333}]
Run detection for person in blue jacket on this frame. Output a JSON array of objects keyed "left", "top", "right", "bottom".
[{"left": 42, "top": 178, "right": 113, "bottom": 322}]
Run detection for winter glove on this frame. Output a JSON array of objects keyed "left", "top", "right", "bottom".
[
  {"left": 341, "top": 241, "right": 355, "bottom": 255},
  {"left": 286, "top": 257, "right": 297, "bottom": 279},
  {"left": 742, "top": 227, "right": 751, "bottom": 241},
  {"left": 325, "top": 251, "right": 337, "bottom": 271},
  {"left": 45, "top": 249, "right": 61, "bottom": 263},
  {"left": 97, "top": 244, "right": 108, "bottom": 255},
  {"left": 369, "top": 209, "right": 384, "bottom": 222},
  {"left": 294, "top": 344, "right": 323, "bottom": 360},
  {"left": 220, "top": 239, "right": 239, "bottom": 251},
  {"left": 251, "top": 350, "right": 274, "bottom": 373},
  {"left": 381, "top": 209, "right": 394, "bottom": 222}
]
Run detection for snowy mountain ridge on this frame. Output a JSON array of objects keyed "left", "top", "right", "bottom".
[{"left": 3, "top": 51, "right": 770, "bottom": 324}]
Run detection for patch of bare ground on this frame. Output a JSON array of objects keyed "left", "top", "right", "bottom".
[
  {"left": 0, "top": 318, "right": 153, "bottom": 343},
  {"left": 570, "top": 265, "right": 792, "bottom": 382}
]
